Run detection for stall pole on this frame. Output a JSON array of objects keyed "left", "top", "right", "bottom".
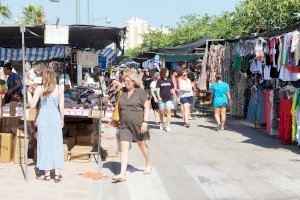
[{"left": 20, "top": 25, "right": 29, "bottom": 182}]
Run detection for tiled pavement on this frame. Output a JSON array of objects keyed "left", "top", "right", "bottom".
[{"left": 2, "top": 116, "right": 300, "bottom": 199}]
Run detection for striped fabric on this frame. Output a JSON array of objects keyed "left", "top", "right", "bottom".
[
  {"left": 0, "top": 46, "right": 70, "bottom": 61},
  {"left": 100, "top": 47, "right": 117, "bottom": 63}
]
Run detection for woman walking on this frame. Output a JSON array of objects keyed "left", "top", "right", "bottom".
[
  {"left": 210, "top": 74, "right": 231, "bottom": 131},
  {"left": 150, "top": 72, "right": 161, "bottom": 124},
  {"left": 27, "top": 68, "right": 64, "bottom": 182},
  {"left": 156, "top": 68, "right": 175, "bottom": 133},
  {"left": 178, "top": 70, "right": 194, "bottom": 127},
  {"left": 113, "top": 71, "right": 151, "bottom": 182},
  {"left": 142, "top": 69, "right": 153, "bottom": 98}
]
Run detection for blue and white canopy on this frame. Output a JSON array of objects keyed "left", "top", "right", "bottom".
[
  {"left": 0, "top": 46, "right": 69, "bottom": 61},
  {"left": 99, "top": 47, "right": 117, "bottom": 63}
]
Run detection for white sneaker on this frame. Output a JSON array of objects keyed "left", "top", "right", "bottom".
[
  {"left": 160, "top": 123, "right": 164, "bottom": 130},
  {"left": 166, "top": 126, "right": 171, "bottom": 133}
]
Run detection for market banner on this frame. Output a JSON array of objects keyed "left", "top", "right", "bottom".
[{"left": 0, "top": 46, "right": 69, "bottom": 61}]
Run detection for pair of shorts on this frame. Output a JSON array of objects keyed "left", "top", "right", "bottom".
[
  {"left": 180, "top": 96, "right": 193, "bottom": 104},
  {"left": 151, "top": 98, "right": 159, "bottom": 110},
  {"left": 158, "top": 101, "right": 174, "bottom": 110}
]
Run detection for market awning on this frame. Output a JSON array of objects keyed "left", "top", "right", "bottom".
[
  {"left": 158, "top": 54, "right": 202, "bottom": 62},
  {"left": 0, "top": 25, "right": 126, "bottom": 50},
  {"left": 154, "top": 37, "right": 208, "bottom": 54},
  {"left": 0, "top": 45, "right": 70, "bottom": 61},
  {"left": 133, "top": 52, "right": 156, "bottom": 63}
]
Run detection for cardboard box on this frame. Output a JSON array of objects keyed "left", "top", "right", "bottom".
[
  {"left": 0, "top": 133, "right": 13, "bottom": 162},
  {"left": 70, "top": 145, "right": 93, "bottom": 161},
  {"left": 13, "top": 144, "right": 25, "bottom": 164},
  {"left": 91, "top": 109, "right": 101, "bottom": 118},
  {"left": 76, "top": 124, "right": 93, "bottom": 136},
  {"left": 63, "top": 138, "right": 68, "bottom": 145},
  {"left": 67, "top": 124, "right": 77, "bottom": 137},
  {"left": 1, "top": 118, "right": 21, "bottom": 133},
  {"left": 13, "top": 129, "right": 28, "bottom": 164},
  {"left": 26, "top": 108, "right": 37, "bottom": 121},
  {"left": 67, "top": 137, "right": 76, "bottom": 150},
  {"left": 76, "top": 135, "right": 92, "bottom": 145}
]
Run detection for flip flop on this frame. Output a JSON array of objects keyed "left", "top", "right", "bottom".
[
  {"left": 143, "top": 167, "right": 152, "bottom": 175},
  {"left": 112, "top": 176, "right": 126, "bottom": 183}
]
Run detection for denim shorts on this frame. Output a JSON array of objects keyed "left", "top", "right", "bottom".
[
  {"left": 180, "top": 96, "right": 193, "bottom": 105},
  {"left": 158, "top": 101, "right": 174, "bottom": 110}
]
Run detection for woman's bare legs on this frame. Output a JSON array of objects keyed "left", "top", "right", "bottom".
[
  {"left": 137, "top": 140, "right": 152, "bottom": 173},
  {"left": 115, "top": 141, "right": 130, "bottom": 178}
]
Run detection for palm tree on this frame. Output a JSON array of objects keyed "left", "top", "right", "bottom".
[
  {"left": 22, "top": 5, "right": 46, "bottom": 25},
  {"left": 0, "top": 5, "right": 11, "bottom": 20}
]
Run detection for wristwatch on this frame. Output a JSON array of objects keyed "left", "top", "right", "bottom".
[{"left": 143, "top": 121, "right": 148, "bottom": 123}]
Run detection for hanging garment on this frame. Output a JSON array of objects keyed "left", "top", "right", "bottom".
[
  {"left": 278, "top": 98, "right": 293, "bottom": 145},
  {"left": 265, "top": 90, "right": 272, "bottom": 134},
  {"left": 255, "top": 38, "right": 265, "bottom": 61},
  {"left": 258, "top": 88, "right": 266, "bottom": 125},
  {"left": 291, "top": 31, "right": 300, "bottom": 65},
  {"left": 292, "top": 89, "right": 300, "bottom": 143},
  {"left": 271, "top": 87, "right": 280, "bottom": 135},
  {"left": 198, "top": 45, "right": 209, "bottom": 90},
  {"left": 263, "top": 65, "right": 271, "bottom": 80},
  {"left": 270, "top": 66, "right": 279, "bottom": 78},
  {"left": 247, "top": 87, "right": 258, "bottom": 124},
  {"left": 296, "top": 109, "right": 300, "bottom": 146},
  {"left": 250, "top": 59, "right": 263, "bottom": 74},
  {"left": 279, "top": 65, "right": 293, "bottom": 81}
]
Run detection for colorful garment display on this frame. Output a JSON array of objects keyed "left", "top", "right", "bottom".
[{"left": 278, "top": 98, "right": 293, "bottom": 145}]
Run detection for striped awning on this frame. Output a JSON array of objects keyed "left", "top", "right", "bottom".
[
  {"left": 100, "top": 47, "right": 117, "bottom": 63},
  {"left": 0, "top": 46, "right": 70, "bottom": 61}
]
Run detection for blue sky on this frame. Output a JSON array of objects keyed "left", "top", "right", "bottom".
[{"left": 6, "top": 0, "right": 242, "bottom": 28}]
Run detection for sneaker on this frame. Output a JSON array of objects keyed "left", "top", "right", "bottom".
[
  {"left": 215, "top": 124, "right": 222, "bottom": 131},
  {"left": 160, "top": 123, "right": 164, "bottom": 130},
  {"left": 185, "top": 123, "right": 190, "bottom": 128},
  {"left": 165, "top": 126, "right": 171, "bottom": 133}
]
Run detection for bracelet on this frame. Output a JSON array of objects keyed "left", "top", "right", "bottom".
[{"left": 143, "top": 121, "right": 148, "bottom": 123}]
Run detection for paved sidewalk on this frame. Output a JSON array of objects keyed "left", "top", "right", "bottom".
[{"left": 1, "top": 115, "right": 300, "bottom": 200}]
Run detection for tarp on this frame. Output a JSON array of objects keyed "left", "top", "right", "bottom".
[
  {"left": 100, "top": 47, "right": 117, "bottom": 63},
  {"left": 154, "top": 37, "right": 208, "bottom": 54},
  {"left": 0, "top": 45, "right": 71, "bottom": 61},
  {"left": 159, "top": 54, "right": 202, "bottom": 62},
  {"left": 0, "top": 25, "right": 125, "bottom": 50}
]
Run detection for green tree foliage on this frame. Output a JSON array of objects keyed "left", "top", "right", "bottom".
[
  {"left": 126, "top": 0, "right": 300, "bottom": 57},
  {"left": 233, "top": 0, "right": 300, "bottom": 35},
  {"left": 22, "top": 5, "right": 46, "bottom": 25},
  {"left": 0, "top": 5, "right": 11, "bottom": 20}
]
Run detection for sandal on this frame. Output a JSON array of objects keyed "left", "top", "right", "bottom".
[
  {"left": 112, "top": 175, "right": 126, "bottom": 183},
  {"left": 143, "top": 167, "right": 152, "bottom": 175},
  {"left": 43, "top": 175, "right": 51, "bottom": 181},
  {"left": 54, "top": 174, "right": 63, "bottom": 183}
]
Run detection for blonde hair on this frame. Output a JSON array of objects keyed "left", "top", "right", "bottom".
[
  {"left": 42, "top": 68, "right": 57, "bottom": 96},
  {"left": 123, "top": 71, "right": 141, "bottom": 87}
]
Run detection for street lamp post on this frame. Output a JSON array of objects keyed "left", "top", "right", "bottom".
[{"left": 91, "top": 14, "right": 111, "bottom": 25}]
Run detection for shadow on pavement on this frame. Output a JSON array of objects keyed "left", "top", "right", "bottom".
[
  {"left": 213, "top": 116, "right": 300, "bottom": 156},
  {"left": 103, "top": 161, "right": 143, "bottom": 175},
  {"left": 198, "top": 124, "right": 216, "bottom": 131}
]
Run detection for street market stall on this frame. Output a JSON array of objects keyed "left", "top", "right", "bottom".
[
  {"left": 0, "top": 24, "right": 125, "bottom": 181},
  {"left": 223, "top": 22, "right": 300, "bottom": 145}
]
